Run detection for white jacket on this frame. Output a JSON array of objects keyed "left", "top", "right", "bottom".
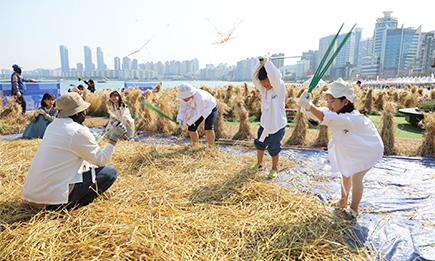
[
  {"left": 107, "top": 104, "right": 135, "bottom": 139},
  {"left": 177, "top": 89, "right": 217, "bottom": 126},
  {"left": 251, "top": 61, "right": 287, "bottom": 142},
  {"left": 22, "top": 118, "right": 115, "bottom": 205},
  {"left": 302, "top": 108, "right": 384, "bottom": 177}
]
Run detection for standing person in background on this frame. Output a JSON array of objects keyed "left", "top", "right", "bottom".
[
  {"left": 22, "top": 92, "right": 127, "bottom": 210},
  {"left": 176, "top": 83, "right": 218, "bottom": 146},
  {"left": 11, "top": 64, "right": 36, "bottom": 114},
  {"left": 250, "top": 55, "right": 287, "bottom": 179},
  {"left": 78, "top": 77, "right": 96, "bottom": 93},
  {"left": 23, "top": 92, "right": 58, "bottom": 139}
]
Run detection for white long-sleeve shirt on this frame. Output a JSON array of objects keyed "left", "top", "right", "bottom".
[
  {"left": 107, "top": 104, "right": 135, "bottom": 139},
  {"left": 22, "top": 118, "right": 115, "bottom": 205},
  {"left": 251, "top": 61, "right": 287, "bottom": 142},
  {"left": 177, "top": 89, "right": 217, "bottom": 126},
  {"left": 302, "top": 108, "right": 384, "bottom": 177}
]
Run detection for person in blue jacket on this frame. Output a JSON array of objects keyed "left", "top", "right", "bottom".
[
  {"left": 11, "top": 64, "right": 35, "bottom": 114},
  {"left": 23, "top": 92, "right": 58, "bottom": 139}
]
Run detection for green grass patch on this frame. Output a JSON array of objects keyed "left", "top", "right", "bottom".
[{"left": 368, "top": 115, "right": 424, "bottom": 139}]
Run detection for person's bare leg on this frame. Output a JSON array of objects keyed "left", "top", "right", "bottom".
[
  {"left": 189, "top": 131, "right": 199, "bottom": 145},
  {"left": 256, "top": 150, "right": 265, "bottom": 166},
  {"left": 339, "top": 175, "right": 351, "bottom": 209},
  {"left": 271, "top": 154, "right": 279, "bottom": 171},
  {"left": 349, "top": 169, "right": 369, "bottom": 214},
  {"left": 205, "top": 130, "right": 215, "bottom": 146}
]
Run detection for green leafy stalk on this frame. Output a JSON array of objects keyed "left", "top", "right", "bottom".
[{"left": 141, "top": 102, "right": 179, "bottom": 124}]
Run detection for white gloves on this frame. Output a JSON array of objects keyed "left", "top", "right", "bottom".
[
  {"left": 109, "top": 122, "right": 127, "bottom": 142},
  {"left": 297, "top": 90, "right": 313, "bottom": 110},
  {"left": 179, "top": 120, "right": 188, "bottom": 130},
  {"left": 260, "top": 54, "right": 271, "bottom": 64}
]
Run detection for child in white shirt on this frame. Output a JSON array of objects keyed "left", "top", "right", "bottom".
[
  {"left": 106, "top": 91, "right": 135, "bottom": 139},
  {"left": 176, "top": 83, "right": 218, "bottom": 146},
  {"left": 298, "top": 78, "right": 384, "bottom": 219},
  {"left": 251, "top": 56, "right": 287, "bottom": 179}
]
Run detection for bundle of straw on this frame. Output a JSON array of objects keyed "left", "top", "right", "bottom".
[
  {"left": 232, "top": 100, "right": 253, "bottom": 140},
  {"left": 416, "top": 112, "right": 435, "bottom": 157},
  {"left": 380, "top": 102, "right": 397, "bottom": 155},
  {"left": 363, "top": 88, "right": 373, "bottom": 113},
  {"left": 214, "top": 99, "right": 229, "bottom": 139},
  {"left": 285, "top": 109, "right": 308, "bottom": 146}
]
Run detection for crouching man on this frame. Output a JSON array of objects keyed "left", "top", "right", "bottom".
[{"left": 22, "top": 92, "right": 127, "bottom": 210}]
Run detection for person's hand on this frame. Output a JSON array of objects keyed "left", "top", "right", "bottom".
[
  {"left": 108, "top": 122, "right": 127, "bottom": 142},
  {"left": 34, "top": 111, "right": 40, "bottom": 117},
  {"left": 297, "top": 90, "right": 313, "bottom": 110},
  {"left": 260, "top": 54, "right": 271, "bottom": 64},
  {"left": 78, "top": 77, "right": 82, "bottom": 81},
  {"left": 179, "top": 120, "right": 188, "bottom": 130},
  {"left": 15, "top": 91, "right": 22, "bottom": 98}
]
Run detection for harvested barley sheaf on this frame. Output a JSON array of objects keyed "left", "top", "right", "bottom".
[
  {"left": 381, "top": 102, "right": 397, "bottom": 155},
  {"left": 416, "top": 112, "right": 435, "bottom": 157},
  {"left": 0, "top": 139, "right": 368, "bottom": 260}
]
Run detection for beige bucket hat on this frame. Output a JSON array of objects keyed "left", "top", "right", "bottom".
[
  {"left": 324, "top": 78, "right": 356, "bottom": 103},
  {"left": 57, "top": 92, "right": 91, "bottom": 118}
]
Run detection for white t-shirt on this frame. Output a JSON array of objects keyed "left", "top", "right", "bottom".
[
  {"left": 303, "top": 108, "right": 384, "bottom": 177},
  {"left": 251, "top": 61, "right": 287, "bottom": 142},
  {"left": 22, "top": 118, "right": 115, "bottom": 205},
  {"left": 177, "top": 89, "right": 217, "bottom": 126}
]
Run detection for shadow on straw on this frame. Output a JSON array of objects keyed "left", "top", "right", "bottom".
[
  {"left": 0, "top": 200, "right": 41, "bottom": 227},
  {"left": 189, "top": 168, "right": 260, "bottom": 204}
]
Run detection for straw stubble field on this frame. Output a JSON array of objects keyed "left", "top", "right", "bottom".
[{"left": 1, "top": 138, "right": 370, "bottom": 260}]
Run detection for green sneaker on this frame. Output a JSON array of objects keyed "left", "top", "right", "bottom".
[
  {"left": 251, "top": 164, "right": 262, "bottom": 170},
  {"left": 268, "top": 170, "right": 278, "bottom": 179}
]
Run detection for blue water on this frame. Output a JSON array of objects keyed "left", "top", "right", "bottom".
[{"left": 61, "top": 80, "right": 253, "bottom": 94}]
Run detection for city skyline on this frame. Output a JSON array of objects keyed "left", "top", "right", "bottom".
[{"left": 1, "top": 0, "right": 434, "bottom": 71}]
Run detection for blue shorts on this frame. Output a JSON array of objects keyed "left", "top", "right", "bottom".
[
  {"left": 254, "top": 126, "right": 285, "bottom": 157},
  {"left": 188, "top": 106, "right": 217, "bottom": 131}
]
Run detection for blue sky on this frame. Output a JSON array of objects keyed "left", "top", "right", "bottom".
[{"left": 1, "top": 0, "right": 433, "bottom": 71}]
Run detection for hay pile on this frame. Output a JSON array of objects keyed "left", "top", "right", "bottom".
[
  {"left": 380, "top": 102, "right": 397, "bottom": 155},
  {"left": 0, "top": 139, "right": 368, "bottom": 260},
  {"left": 416, "top": 112, "right": 435, "bottom": 158},
  {"left": 232, "top": 99, "right": 253, "bottom": 140}
]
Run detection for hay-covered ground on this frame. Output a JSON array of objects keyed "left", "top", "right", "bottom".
[{"left": 0, "top": 138, "right": 370, "bottom": 260}]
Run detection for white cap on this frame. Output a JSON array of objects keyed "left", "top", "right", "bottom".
[
  {"left": 177, "top": 83, "right": 197, "bottom": 99},
  {"left": 324, "top": 78, "right": 356, "bottom": 103}
]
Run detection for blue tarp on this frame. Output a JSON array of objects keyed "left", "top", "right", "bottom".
[
  {"left": 124, "top": 82, "right": 161, "bottom": 91},
  {"left": 0, "top": 82, "right": 61, "bottom": 111},
  {"left": 1, "top": 130, "right": 434, "bottom": 260}
]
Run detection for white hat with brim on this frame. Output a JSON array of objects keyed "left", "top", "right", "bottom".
[
  {"left": 177, "top": 83, "right": 197, "bottom": 99},
  {"left": 57, "top": 92, "right": 91, "bottom": 118},
  {"left": 323, "top": 78, "right": 356, "bottom": 103}
]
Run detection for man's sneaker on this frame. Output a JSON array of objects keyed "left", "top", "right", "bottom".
[
  {"left": 251, "top": 164, "right": 262, "bottom": 170},
  {"left": 268, "top": 170, "right": 278, "bottom": 179}
]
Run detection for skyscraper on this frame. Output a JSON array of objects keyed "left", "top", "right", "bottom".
[
  {"left": 96, "top": 47, "right": 106, "bottom": 70},
  {"left": 84, "top": 46, "right": 94, "bottom": 71},
  {"left": 114, "top": 57, "right": 121, "bottom": 70},
  {"left": 373, "top": 11, "right": 398, "bottom": 56},
  {"left": 59, "top": 45, "right": 70, "bottom": 73}
]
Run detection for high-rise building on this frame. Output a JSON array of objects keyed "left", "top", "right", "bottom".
[
  {"left": 373, "top": 11, "right": 398, "bottom": 56},
  {"left": 84, "top": 46, "right": 94, "bottom": 71},
  {"left": 380, "top": 25, "right": 421, "bottom": 76},
  {"left": 59, "top": 45, "right": 70, "bottom": 73},
  {"left": 114, "top": 57, "right": 121, "bottom": 70},
  {"left": 271, "top": 53, "right": 285, "bottom": 68},
  {"left": 96, "top": 47, "right": 106, "bottom": 70},
  {"left": 122, "top": 56, "right": 131, "bottom": 70},
  {"left": 77, "top": 63, "right": 84, "bottom": 71}
]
